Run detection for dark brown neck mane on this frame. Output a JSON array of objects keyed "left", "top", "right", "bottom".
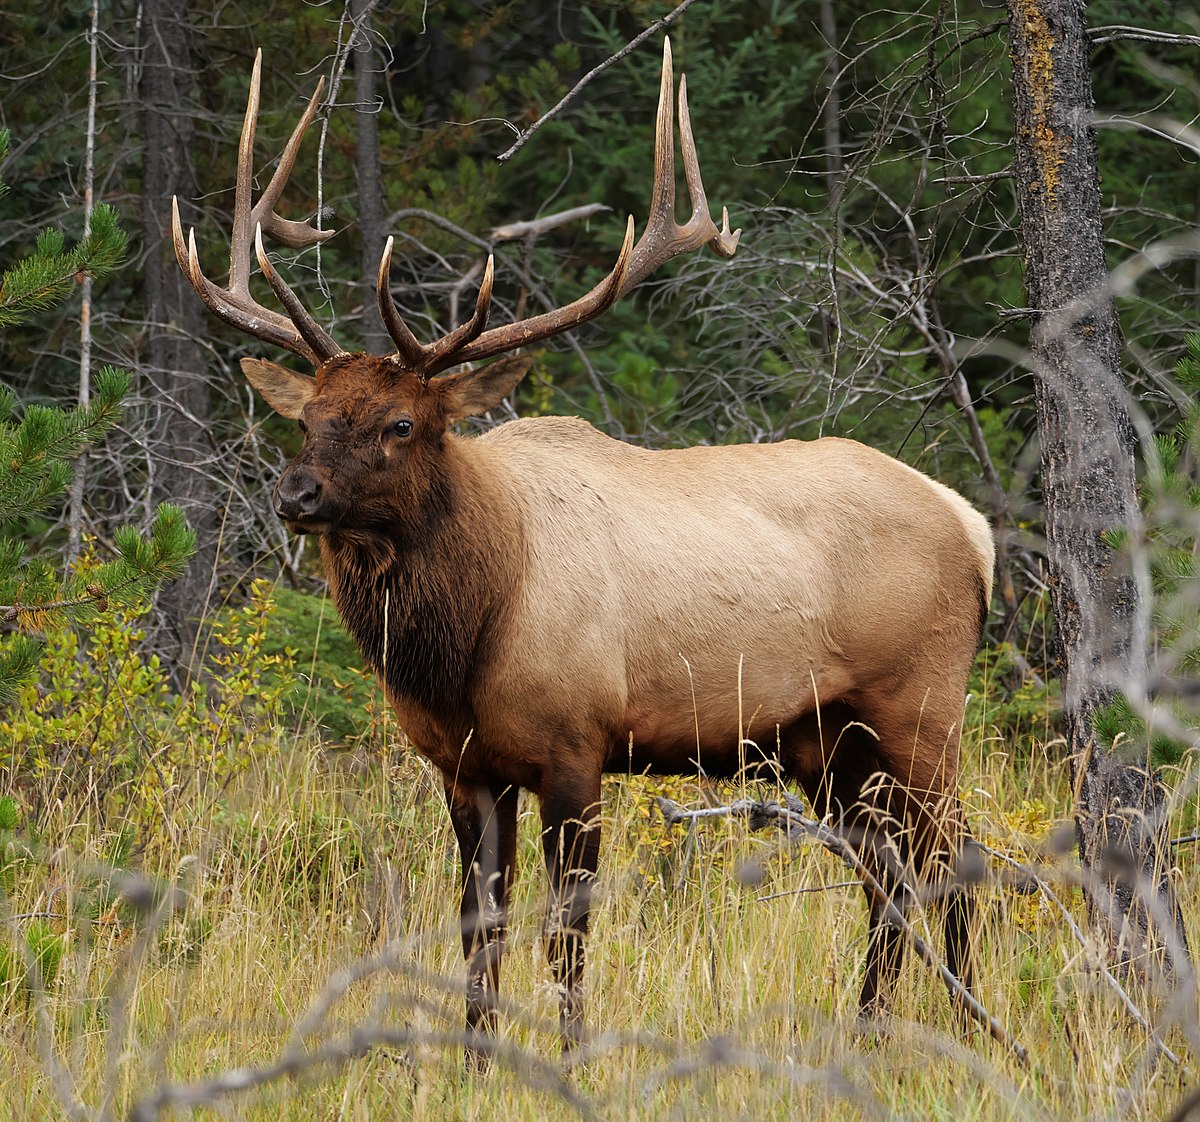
[{"left": 318, "top": 440, "right": 522, "bottom": 728}]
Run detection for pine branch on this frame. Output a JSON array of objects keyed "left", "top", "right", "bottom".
[
  {"left": 0, "top": 368, "right": 128, "bottom": 524},
  {"left": 0, "top": 505, "right": 195, "bottom": 629},
  {"left": 0, "top": 137, "right": 194, "bottom": 706},
  {"left": 0, "top": 205, "right": 126, "bottom": 329}
]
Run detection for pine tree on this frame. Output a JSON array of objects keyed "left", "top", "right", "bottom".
[{"left": 0, "top": 129, "right": 195, "bottom": 704}]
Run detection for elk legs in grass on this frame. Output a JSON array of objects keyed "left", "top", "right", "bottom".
[
  {"left": 540, "top": 784, "right": 603, "bottom": 1054},
  {"left": 445, "top": 781, "right": 518, "bottom": 1068}
]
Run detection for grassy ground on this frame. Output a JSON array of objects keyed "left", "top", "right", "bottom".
[{"left": 0, "top": 702, "right": 1196, "bottom": 1121}]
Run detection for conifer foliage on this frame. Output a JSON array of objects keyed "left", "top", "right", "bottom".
[
  {"left": 0, "top": 129, "right": 194, "bottom": 704},
  {"left": 1098, "top": 333, "right": 1200, "bottom": 767}
]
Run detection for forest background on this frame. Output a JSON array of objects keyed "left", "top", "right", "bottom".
[
  {"left": 3, "top": 0, "right": 1197, "bottom": 687},
  {"left": 2, "top": 1, "right": 1200, "bottom": 1120}
]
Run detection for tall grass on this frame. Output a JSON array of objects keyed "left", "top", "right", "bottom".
[{"left": 0, "top": 686, "right": 1195, "bottom": 1120}]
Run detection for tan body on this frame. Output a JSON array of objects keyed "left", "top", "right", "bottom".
[
  {"left": 342, "top": 416, "right": 992, "bottom": 795},
  {"left": 302, "top": 397, "right": 993, "bottom": 1049}
]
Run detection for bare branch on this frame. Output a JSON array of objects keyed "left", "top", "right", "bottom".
[
  {"left": 495, "top": 0, "right": 705, "bottom": 163},
  {"left": 1089, "top": 25, "right": 1200, "bottom": 47},
  {"left": 656, "top": 796, "right": 1030, "bottom": 1066},
  {"left": 490, "top": 203, "right": 611, "bottom": 243}
]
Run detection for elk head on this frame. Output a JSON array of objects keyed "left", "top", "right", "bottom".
[{"left": 173, "top": 41, "right": 739, "bottom": 536}]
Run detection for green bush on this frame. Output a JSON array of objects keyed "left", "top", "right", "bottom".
[
  {"left": 256, "top": 586, "right": 379, "bottom": 746},
  {"left": 0, "top": 570, "right": 299, "bottom": 817},
  {"left": 967, "top": 642, "right": 1060, "bottom": 748}
]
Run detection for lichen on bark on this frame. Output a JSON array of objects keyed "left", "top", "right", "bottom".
[{"left": 1010, "top": 0, "right": 1065, "bottom": 203}]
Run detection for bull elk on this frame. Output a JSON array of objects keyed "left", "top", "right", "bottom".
[{"left": 172, "top": 42, "right": 994, "bottom": 1060}]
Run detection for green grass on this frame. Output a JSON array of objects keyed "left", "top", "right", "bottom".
[{"left": 0, "top": 705, "right": 1195, "bottom": 1121}]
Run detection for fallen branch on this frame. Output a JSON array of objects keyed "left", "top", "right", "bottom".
[{"left": 656, "top": 796, "right": 1029, "bottom": 1066}]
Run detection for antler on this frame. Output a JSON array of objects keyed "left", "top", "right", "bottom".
[
  {"left": 378, "top": 37, "right": 740, "bottom": 379},
  {"left": 172, "top": 50, "right": 343, "bottom": 366}
]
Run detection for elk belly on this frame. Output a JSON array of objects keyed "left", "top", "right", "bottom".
[{"left": 616, "top": 657, "right": 851, "bottom": 780}]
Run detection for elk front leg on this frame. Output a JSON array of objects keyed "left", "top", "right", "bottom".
[
  {"left": 445, "top": 779, "right": 518, "bottom": 1069},
  {"left": 539, "top": 779, "right": 602, "bottom": 1056}
]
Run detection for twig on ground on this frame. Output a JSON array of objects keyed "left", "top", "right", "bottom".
[
  {"left": 755, "top": 880, "right": 860, "bottom": 902},
  {"left": 638, "top": 1034, "right": 898, "bottom": 1119}
]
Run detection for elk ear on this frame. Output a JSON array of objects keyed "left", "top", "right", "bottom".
[
  {"left": 439, "top": 355, "right": 533, "bottom": 423},
  {"left": 240, "top": 357, "right": 317, "bottom": 420}
]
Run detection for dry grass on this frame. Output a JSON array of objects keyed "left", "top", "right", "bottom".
[{"left": 0, "top": 717, "right": 1196, "bottom": 1122}]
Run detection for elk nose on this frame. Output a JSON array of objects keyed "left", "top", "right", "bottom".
[{"left": 275, "top": 466, "right": 323, "bottom": 521}]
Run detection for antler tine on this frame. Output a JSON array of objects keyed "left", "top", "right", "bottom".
[
  {"left": 227, "top": 50, "right": 263, "bottom": 296},
  {"left": 676, "top": 75, "right": 741, "bottom": 260},
  {"left": 617, "top": 38, "right": 740, "bottom": 297},
  {"left": 626, "top": 31, "right": 679, "bottom": 291},
  {"left": 378, "top": 239, "right": 497, "bottom": 378},
  {"left": 255, "top": 225, "right": 342, "bottom": 360},
  {"left": 172, "top": 198, "right": 320, "bottom": 364},
  {"left": 442, "top": 217, "right": 634, "bottom": 373},
  {"left": 172, "top": 49, "right": 341, "bottom": 366},
  {"left": 377, "top": 236, "right": 428, "bottom": 368},
  {"left": 252, "top": 73, "right": 335, "bottom": 250},
  {"left": 424, "top": 256, "right": 495, "bottom": 374}
]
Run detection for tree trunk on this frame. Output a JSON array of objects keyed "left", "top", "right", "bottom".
[
  {"left": 67, "top": 0, "right": 101, "bottom": 565},
  {"left": 1006, "top": 0, "right": 1188, "bottom": 974},
  {"left": 139, "top": 0, "right": 217, "bottom": 683},
  {"left": 353, "top": 0, "right": 390, "bottom": 355}
]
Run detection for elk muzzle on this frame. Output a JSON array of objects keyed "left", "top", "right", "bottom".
[{"left": 274, "top": 464, "right": 332, "bottom": 531}]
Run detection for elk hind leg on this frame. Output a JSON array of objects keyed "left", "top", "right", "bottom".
[
  {"left": 539, "top": 778, "right": 602, "bottom": 1057},
  {"left": 861, "top": 688, "right": 979, "bottom": 1019},
  {"left": 788, "top": 712, "right": 912, "bottom": 1024},
  {"left": 849, "top": 778, "right": 915, "bottom": 1025}
]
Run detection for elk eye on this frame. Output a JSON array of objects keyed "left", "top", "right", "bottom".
[
  {"left": 392, "top": 418, "right": 413, "bottom": 438},
  {"left": 297, "top": 418, "right": 308, "bottom": 434}
]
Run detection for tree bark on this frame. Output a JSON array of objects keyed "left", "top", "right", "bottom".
[
  {"left": 1006, "top": 0, "right": 1187, "bottom": 974},
  {"left": 353, "top": 0, "right": 390, "bottom": 355},
  {"left": 139, "top": 0, "right": 217, "bottom": 682}
]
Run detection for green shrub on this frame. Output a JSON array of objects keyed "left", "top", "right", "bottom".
[
  {"left": 255, "top": 586, "right": 379, "bottom": 745},
  {"left": 967, "top": 642, "right": 1060, "bottom": 748},
  {"left": 0, "top": 569, "right": 301, "bottom": 818}
]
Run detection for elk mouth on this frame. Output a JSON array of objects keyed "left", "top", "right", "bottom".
[{"left": 279, "top": 515, "right": 335, "bottom": 535}]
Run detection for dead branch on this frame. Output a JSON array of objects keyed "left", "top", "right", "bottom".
[
  {"left": 490, "top": 203, "right": 611, "bottom": 243},
  {"left": 1088, "top": 25, "right": 1200, "bottom": 47},
  {"left": 656, "top": 796, "right": 1030, "bottom": 1066},
  {"left": 127, "top": 1026, "right": 597, "bottom": 1122}
]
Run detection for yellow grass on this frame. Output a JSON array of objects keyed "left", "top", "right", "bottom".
[{"left": 0, "top": 715, "right": 1196, "bottom": 1121}]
